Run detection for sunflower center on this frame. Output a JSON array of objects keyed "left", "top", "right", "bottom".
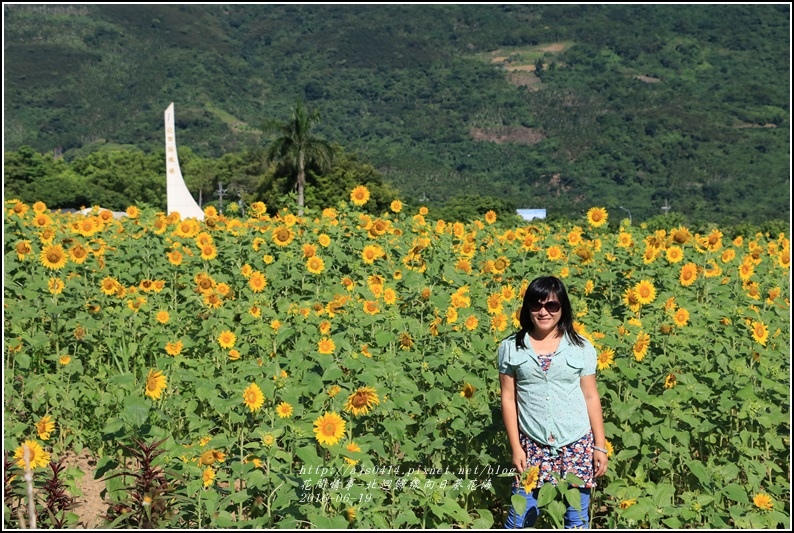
[
  {"left": 48, "top": 252, "right": 60, "bottom": 262},
  {"left": 322, "top": 422, "right": 337, "bottom": 435},
  {"left": 351, "top": 392, "right": 369, "bottom": 408}
]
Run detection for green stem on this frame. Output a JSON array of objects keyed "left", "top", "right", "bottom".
[{"left": 239, "top": 424, "right": 245, "bottom": 520}]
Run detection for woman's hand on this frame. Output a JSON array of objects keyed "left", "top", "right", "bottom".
[
  {"left": 593, "top": 449, "right": 608, "bottom": 477},
  {"left": 512, "top": 448, "right": 527, "bottom": 481}
]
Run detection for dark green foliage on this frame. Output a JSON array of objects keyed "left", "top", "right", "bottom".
[
  {"left": 3, "top": 4, "right": 790, "bottom": 226},
  {"left": 434, "top": 194, "right": 518, "bottom": 224}
]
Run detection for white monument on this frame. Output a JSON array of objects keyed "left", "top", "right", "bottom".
[{"left": 165, "top": 103, "right": 205, "bottom": 220}]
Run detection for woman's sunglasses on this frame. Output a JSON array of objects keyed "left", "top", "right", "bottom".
[{"left": 528, "top": 300, "right": 561, "bottom": 313}]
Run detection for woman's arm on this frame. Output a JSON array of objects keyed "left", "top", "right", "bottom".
[
  {"left": 580, "top": 374, "right": 608, "bottom": 477},
  {"left": 500, "top": 372, "right": 526, "bottom": 475}
]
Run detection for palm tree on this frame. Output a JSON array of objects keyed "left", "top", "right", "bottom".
[{"left": 264, "top": 101, "right": 333, "bottom": 216}]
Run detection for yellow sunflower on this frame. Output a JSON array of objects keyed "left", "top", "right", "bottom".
[
  {"left": 200, "top": 244, "right": 218, "bottom": 261},
  {"left": 248, "top": 271, "right": 267, "bottom": 292},
  {"left": 390, "top": 200, "right": 402, "bottom": 213},
  {"left": 634, "top": 280, "right": 656, "bottom": 305},
  {"left": 619, "top": 499, "right": 637, "bottom": 509},
  {"left": 145, "top": 369, "right": 167, "bottom": 400},
  {"left": 67, "top": 242, "right": 89, "bottom": 264},
  {"left": 633, "top": 332, "right": 650, "bottom": 362},
  {"left": 36, "top": 415, "right": 55, "bottom": 440},
  {"left": 704, "top": 260, "right": 722, "bottom": 278},
  {"left": 663, "top": 373, "right": 676, "bottom": 389},
  {"left": 362, "top": 245, "right": 383, "bottom": 264},
  {"left": 204, "top": 293, "right": 223, "bottom": 309},
  {"left": 486, "top": 293, "right": 503, "bottom": 315},
  {"left": 350, "top": 185, "right": 371, "bottom": 206},
  {"left": 546, "top": 245, "right": 564, "bottom": 261},
  {"left": 665, "top": 246, "right": 684, "bottom": 263},
  {"left": 362, "top": 300, "right": 380, "bottom": 316},
  {"left": 165, "top": 340, "right": 183, "bottom": 356},
  {"left": 318, "top": 338, "right": 336, "bottom": 355},
  {"left": 40, "top": 244, "right": 68, "bottom": 270},
  {"left": 738, "top": 261, "right": 754, "bottom": 282},
  {"left": 272, "top": 226, "right": 294, "bottom": 247},
  {"left": 778, "top": 248, "right": 790, "bottom": 269},
  {"left": 199, "top": 449, "right": 226, "bottom": 466},
  {"left": 218, "top": 330, "right": 236, "bottom": 349},
  {"left": 383, "top": 287, "right": 397, "bottom": 305},
  {"left": 464, "top": 315, "right": 479, "bottom": 331},
  {"left": 48, "top": 278, "right": 65, "bottom": 295},
  {"left": 753, "top": 493, "right": 774, "bottom": 511},
  {"left": 460, "top": 383, "right": 476, "bottom": 399},
  {"left": 586, "top": 207, "right": 608, "bottom": 228},
  {"left": 344, "top": 386, "right": 380, "bottom": 416},
  {"left": 14, "top": 440, "right": 50, "bottom": 469},
  {"left": 720, "top": 248, "right": 736, "bottom": 263},
  {"left": 307, "top": 256, "right": 325, "bottom": 274},
  {"left": 521, "top": 465, "right": 540, "bottom": 493},
  {"left": 242, "top": 382, "right": 265, "bottom": 412},
  {"left": 492, "top": 256, "right": 510, "bottom": 274},
  {"left": 276, "top": 402, "right": 294, "bottom": 419},
  {"left": 15, "top": 240, "right": 33, "bottom": 260},
  {"left": 484, "top": 210, "right": 497, "bottom": 224},
  {"left": 673, "top": 308, "right": 689, "bottom": 327},
  {"left": 604, "top": 440, "right": 614, "bottom": 457},
  {"left": 622, "top": 288, "right": 641, "bottom": 312},
  {"left": 491, "top": 313, "right": 508, "bottom": 332},
  {"left": 679, "top": 263, "right": 698, "bottom": 287},
  {"left": 302, "top": 243, "right": 317, "bottom": 258},
  {"left": 751, "top": 321, "right": 768, "bottom": 346},
  {"left": 313, "top": 412, "right": 346, "bottom": 446},
  {"left": 202, "top": 467, "right": 216, "bottom": 487},
  {"left": 167, "top": 250, "right": 183, "bottom": 266},
  {"left": 597, "top": 348, "right": 615, "bottom": 370}
]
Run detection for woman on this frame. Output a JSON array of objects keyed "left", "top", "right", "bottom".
[{"left": 498, "top": 276, "right": 607, "bottom": 528}]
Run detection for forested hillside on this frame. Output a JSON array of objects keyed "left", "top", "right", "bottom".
[{"left": 3, "top": 4, "right": 790, "bottom": 226}]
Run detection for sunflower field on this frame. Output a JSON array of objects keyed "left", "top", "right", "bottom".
[{"left": 3, "top": 193, "right": 790, "bottom": 529}]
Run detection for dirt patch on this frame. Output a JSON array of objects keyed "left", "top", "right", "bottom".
[
  {"left": 506, "top": 71, "right": 542, "bottom": 88},
  {"left": 540, "top": 43, "right": 566, "bottom": 52},
  {"left": 64, "top": 449, "right": 107, "bottom": 529},
  {"left": 506, "top": 65, "right": 537, "bottom": 72},
  {"left": 735, "top": 122, "right": 777, "bottom": 129},
  {"left": 633, "top": 75, "right": 662, "bottom": 83},
  {"left": 470, "top": 126, "right": 546, "bottom": 146}
]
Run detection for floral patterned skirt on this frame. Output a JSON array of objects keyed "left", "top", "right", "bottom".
[{"left": 512, "top": 430, "right": 596, "bottom": 490}]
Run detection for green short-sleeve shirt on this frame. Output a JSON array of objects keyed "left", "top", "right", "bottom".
[{"left": 498, "top": 332, "right": 597, "bottom": 455}]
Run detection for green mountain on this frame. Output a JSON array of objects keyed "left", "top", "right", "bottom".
[{"left": 3, "top": 4, "right": 790, "bottom": 226}]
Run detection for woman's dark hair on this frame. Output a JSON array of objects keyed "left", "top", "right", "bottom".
[{"left": 515, "top": 275, "right": 585, "bottom": 349}]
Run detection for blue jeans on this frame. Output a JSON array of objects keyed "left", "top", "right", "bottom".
[{"left": 504, "top": 486, "right": 591, "bottom": 529}]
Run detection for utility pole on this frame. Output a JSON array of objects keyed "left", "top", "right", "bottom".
[
  {"left": 216, "top": 183, "right": 228, "bottom": 215},
  {"left": 661, "top": 199, "right": 671, "bottom": 215}
]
